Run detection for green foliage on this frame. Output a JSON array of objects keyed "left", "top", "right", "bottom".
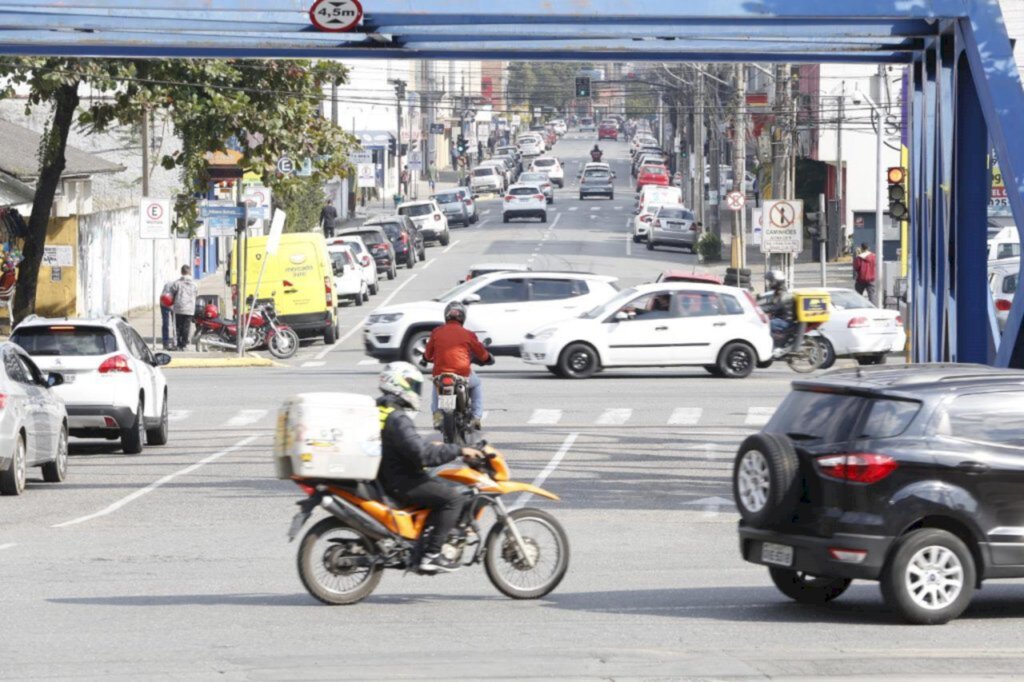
[
  {"left": 697, "top": 230, "right": 723, "bottom": 262},
  {"left": 507, "top": 62, "right": 593, "bottom": 113},
  {"left": 276, "top": 174, "right": 327, "bottom": 234}
]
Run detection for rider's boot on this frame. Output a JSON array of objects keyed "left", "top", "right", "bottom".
[{"left": 419, "top": 552, "right": 460, "bottom": 574}]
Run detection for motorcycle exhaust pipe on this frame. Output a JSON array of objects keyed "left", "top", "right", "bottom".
[
  {"left": 320, "top": 495, "right": 392, "bottom": 541},
  {"left": 198, "top": 337, "right": 237, "bottom": 350}
]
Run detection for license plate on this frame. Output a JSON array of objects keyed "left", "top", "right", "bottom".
[
  {"left": 438, "top": 394, "right": 456, "bottom": 411},
  {"left": 61, "top": 374, "right": 76, "bottom": 384},
  {"left": 761, "top": 542, "right": 794, "bottom": 566},
  {"left": 287, "top": 511, "right": 311, "bottom": 541}
]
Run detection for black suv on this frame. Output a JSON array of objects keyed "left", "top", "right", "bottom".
[
  {"left": 372, "top": 215, "right": 425, "bottom": 269},
  {"left": 337, "top": 224, "right": 397, "bottom": 280},
  {"left": 734, "top": 364, "right": 1024, "bottom": 624}
]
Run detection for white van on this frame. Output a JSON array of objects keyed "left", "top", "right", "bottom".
[
  {"left": 989, "top": 257, "right": 1019, "bottom": 331},
  {"left": 988, "top": 225, "right": 1020, "bottom": 261}
]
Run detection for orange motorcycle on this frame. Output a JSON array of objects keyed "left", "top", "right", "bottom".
[{"left": 288, "top": 445, "right": 570, "bottom": 605}]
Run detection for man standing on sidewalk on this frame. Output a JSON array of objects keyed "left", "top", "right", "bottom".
[
  {"left": 853, "top": 243, "right": 877, "bottom": 301},
  {"left": 159, "top": 277, "right": 177, "bottom": 351},
  {"left": 170, "top": 265, "right": 198, "bottom": 351},
  {"left": 427, "top": 162, "right": 439, "bottom": 193},
  {"left": 399, "top": 166, "right": 411, "bottom": 199},
  {"left": 319, "top": 198, "right": 337, "bottom": 239}
]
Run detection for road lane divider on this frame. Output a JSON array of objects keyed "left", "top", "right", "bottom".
[
  {"left": 512, "top": 432, "right": 579, "bottom": 510},
  {"left": 442, "top": 239, "right": 461, "bottom": 254},
  {"left": 225, "top": 409, "right": 268, "bottom": 427},
  {"left": 0, "top": 543, "right": 16, "bottom": 551},
  {"left": 528, "top": 409, "right": 563, "bottom": 425},
  {"left": 52, "top": 435, "right": 259, "bottom": 528}
]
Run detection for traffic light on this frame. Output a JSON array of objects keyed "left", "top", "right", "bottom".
[
  {"left": 387, "top": 138, "right": 396, "bottom": 156},
  {"left": 456, "top": 135, "right": 467, "bottom": 156},
  {"left": 575, "top": 76, "right": 591, "bottom": 98},
  {"left": 887, "top": 166, "right": 908, "bottom": 220}
]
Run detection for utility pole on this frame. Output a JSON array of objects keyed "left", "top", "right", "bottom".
[
  {"left": 708, "top": 70, "right": 721, "bottom": 241},
  {"left": 732, "top": 63, "right": 747, "bottom": 269},
  {"left": 142, "top": 109, "right": 158, "bottom": 350},
  {"left": 833, "top": 80, "right": 845, "bottom": 261},
  {"left": 389, "top": 79, "right": 407, "bottom": 199},
  {"left": 873, "top": 64, "right": 886, "bottom": 307},
  {"left": 694, "top": 69, "right": 706, "bottom": 229}
]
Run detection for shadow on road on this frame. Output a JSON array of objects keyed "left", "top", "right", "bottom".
[{"left": 48, "top": 593, "right": 317, "bottom": 607}]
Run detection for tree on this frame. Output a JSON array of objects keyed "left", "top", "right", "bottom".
[
  {"left": 507, "top": 62, "right": 593, "bottom": 113},
  {"left": 0, "top": 58, "right": 355, "bottom": 322}
]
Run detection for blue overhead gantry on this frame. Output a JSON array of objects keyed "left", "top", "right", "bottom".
[{"left": 0, "top": 0, "right": 1022, "bottom": 366}]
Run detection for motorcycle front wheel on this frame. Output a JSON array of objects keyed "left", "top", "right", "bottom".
[
  {"left": 787, "top": 337, "right": 824, "bottom": 374},
  {"left": 485, "top": 507, "right": 570, "bottom": 600},
  {"left": 297, "top": 518, "right": 382, "bottom": 605},
  {"left": 268, "top": 328, "right": 300, "bottom": 359}
]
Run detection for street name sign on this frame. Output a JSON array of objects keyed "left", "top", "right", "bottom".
[{"left": 760, "top": 199, "right": 804, "bottom": 254}]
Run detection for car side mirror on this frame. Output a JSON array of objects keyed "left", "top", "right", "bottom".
[
  {"left": 153, "top": 352, "right": 172, "bottom": 367},
  {"left": 46, "top": 372, "right": 64, "bottom": 388},
  {"left": 462, "top": 293, "right": 481, "bottom": 305},
  {"left": 613, "top": 311, "right": 630, "bottom": 322}
]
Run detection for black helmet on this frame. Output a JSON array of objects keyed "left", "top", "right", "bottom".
[
  {"left": 765, "top": 269, "right": 787, "bottom": 292},
  {"left": 444, "top": 300, "right": 467, "bottom": 324}
]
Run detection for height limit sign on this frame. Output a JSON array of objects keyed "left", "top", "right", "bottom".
[{"left": 760, "top": 199, "right": 804, "bottom": 254}]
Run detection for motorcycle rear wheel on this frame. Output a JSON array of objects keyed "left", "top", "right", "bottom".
[
  {"left": 440, "top": 411, "right": 465, "bottom": 445},
  {"left": 485, "top": 507, "right": 570, "bottom": 600},
  {"left": 268, "top": 328, "right": 300, "bottom": 359},
  {"left": 787, "top": 337, "right": 824, "bottom": 374},
  {"left": 298, "top": 518, "right": 382, "bottom": 605}
]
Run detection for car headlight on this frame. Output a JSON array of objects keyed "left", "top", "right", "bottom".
[
  {"left": 530, "top": 328, "right": 557, "bottom": 341},
  {"left": 368, "top": 313, "right": 404, "bottom": 324}
]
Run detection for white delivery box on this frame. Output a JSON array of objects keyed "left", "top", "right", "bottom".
[{"left": 274, "top": 392, "right": 382, "bottom": 481}]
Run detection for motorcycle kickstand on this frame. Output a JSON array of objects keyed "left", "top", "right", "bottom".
[{"left": 491, "top": 498, "right": 536, "bottom": 569}]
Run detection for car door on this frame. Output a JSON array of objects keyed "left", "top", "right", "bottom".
[
  {"left": 3, "top": 347, "right": 47, "bottom": 462},
  {"left": 463, "top": 277, "right": 531, "bottom": 349},
  {"left": 526, "top": 278, "right": 593, "bottom": 325},
  {"left": 601, "top": 291, "right": 683, "bottom": 366},
  {"left": 672, "top": 290, "right": 733, "bottom": 363},
  {"left": 16, "top": 351, "right": 62, "bottom": 457},
  {"left": 121, "top": 324, "right": 158, "bottom": 421}
]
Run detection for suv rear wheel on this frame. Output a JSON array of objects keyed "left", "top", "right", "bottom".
[
  {"left": 769, "top": 568, "right": 851, "bottom": 604},
  {"left": 121, "top": 399, "right": 145, "bottom": 455},
  {"left": 732, "top": 433, "right": 800, "bottom": 527},
  {"left": 880, "top": 528, "right": 976, "bottom": 625}
]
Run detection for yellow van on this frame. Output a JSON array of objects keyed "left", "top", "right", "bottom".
[{"left": 229, "top": 232, "right": 339, "bottom": 344}]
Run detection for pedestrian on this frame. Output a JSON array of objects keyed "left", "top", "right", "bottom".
[
  {"left": 477, "top": 140, "right": 484, "bottom": 162},
  {"left": 159, "top": 277, "right": 177, "bottom": 351},
  {"left": 400, "top": 165, "right": 411, "bottom": 198},
  {"left": 853, "top": 242, "right": 877, "bottom": 301},
  {"left": 319, "top": 198, "right": 338, "bottom": 239},
  {"left": 169, "top": 265, "right": 198, "bottom": 351},
  {"left": 427, "top": 161, "right": 439, "bottom": 192}
]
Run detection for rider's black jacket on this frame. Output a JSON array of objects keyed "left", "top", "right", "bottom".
[
  {"left": 376, "top": 394, "right": 462, "bottom": 493},
  {"left": 764, "top": 290, "right": 796, "bottom": 322}
]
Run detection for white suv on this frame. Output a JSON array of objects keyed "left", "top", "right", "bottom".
[
  {"left": 363, "top": 272, "right": 620, "bottom": 363},
  {"left": 530, "top": 157, "right": 564, "bottom": 187},
  {"left": 470, "top": 166, "right": 504, "bottom": 194},
  {"left": 396, "top": 200, "right": 450, "bottom": 246},
  {"left": 11, "top": 317, "right": 171, "bottom": 454},
  {"left": 502, "top": 184, "right": 547, "bottom": 223}
]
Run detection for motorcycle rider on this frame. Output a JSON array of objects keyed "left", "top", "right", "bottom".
[
  {"left": 424, "top": 301, "right": 492, "bottom": 430},
  {"left": 763, "top": 270, "right": 797, "bottom": 354},
  {"left": 376, "top": 362, "right": 484, "bottom": 574},
  {"left": 591, "top": 143, "right": 603, "bottom": 161}
]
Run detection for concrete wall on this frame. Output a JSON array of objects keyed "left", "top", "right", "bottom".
[{"left": 78, "top": 207, "right": 190, "bottom": 318}]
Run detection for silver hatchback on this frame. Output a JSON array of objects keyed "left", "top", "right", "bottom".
[{"left": 647, "top": 204, "right": 700, "bottom": 253}]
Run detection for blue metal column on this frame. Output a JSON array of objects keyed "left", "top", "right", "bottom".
[
  {"left": 909, "top": 59, "right": 926, "bottom": 363},
  {"left": 936, "top": 36, "right": 956, "bottom": 360},
  {"left": 952, "top": 43, "right": 993, "bottom": 363}
]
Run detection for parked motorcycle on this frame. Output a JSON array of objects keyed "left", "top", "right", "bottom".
[
  {"left": 288, "top": 444, "right": 570, "bottom": 605},
  {"left": 193, "top": 299, "right": 299, "bottom": 359}
]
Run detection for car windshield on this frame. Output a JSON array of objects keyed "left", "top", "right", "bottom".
[
  {"left": 584, "top": 171, "right": 611, "bottom": 180},
  {"left": 12, "top": 326, "right": 119, "bottom": 356},
  {"left": 434, "top": 192, "right": 459, "bottom": 203},
  {"left": 581, "top": 287, "right": 637, "bottom": 319},
  {"left": 434, "top": 280, "right": 481, "bottom": 303},
  {"left": 533, "top": 159, "right": 555, "bottom": 167},
  {"left": 642, "top": 167, "right": 667, "bottom": 176},
  {"left": 520, "top": 173, "right": 548, "bottom": 183},
  {"left": 829, "top": 290, "right": 875, "bottom": 309},
  {"left": 398, "top": 204, "right": 432, "bottom": 217},
  {"left": 330, "top": 251, "right": 351, "bottom": 270},
  {"left": 380, "top": 224, "right": 402, "bottom": 239},
  {"left": 473, "top": 168, "right": 495, "bottom": 177},
  {"left": 509, "top": 187, "right": 540, "bottom": 196},
  {"left": 344, "top": 230, "right": 384, "bottom": 245},
  {"left": 657, "top": 208, "right": 694, "bottom": 221},
  {"left": 761, "top": 390, "right": 920, "bottom": 442}
]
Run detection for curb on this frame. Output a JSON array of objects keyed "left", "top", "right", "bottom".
[{"left": 166, "top": 356, "right": 284, "bottom": 369}]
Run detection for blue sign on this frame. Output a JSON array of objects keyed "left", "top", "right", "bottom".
[
  {"left": 430, "top": 123, "right": 445, "bottom": 134},
  {"left": 200, "top": 203, "right": 246, "bottom": 219},
  {"left": 206, "top": 217, "right": 237, "bottom": 236}
]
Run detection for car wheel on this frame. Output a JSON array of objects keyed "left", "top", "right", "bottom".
[
  {"left": 386, "top": 266, "right": 396, "bottom": 281},
  {"left": 769, "top": 568, "right": 851, "bottom": 604},
  {"left": 646, "top": 241, "right": 655, "bottom": 251},
  {"left": 146, "top": 392, "right": 169, "bottom": 446},
  {"left": 557, "top": 343, "right": 600, "bottom": 379},
  {"left": 578, "top": 194, "right": 584, "bottom": 201},
  {"left": 0, "top": 434, "right": 27, "bottom": 495},
  {"left": 355, "top": 290, "right": 364, "bottom": 306},
  {"left": 732, "top": 433, "right": 800, "bottom": 527},
  {"left": 362, "top": 287, "right": 370, "bottom": 302},
  {"left": 406, "top": 252, "right": 416, "bottom": 270},
  {"left": 632, "top": 235, "right": 641, "bottom": 243},
  {"left": 880, "top": 528, "right": 976, "bottom": 625},
  {"left": 439, "top": 233, "right": 450, "bottom": 247},
  {"left": 717, "top": 342, "right": 756, "bottom": 379},
  {"left": 609, "top": 193, "right": 614, "bottom": 200},
  {"left": 121, "top": 400, "right": 145, "bottom": 455},
  {"left": 402, "top": 329, "right": 433, "bottom": 365},
  {"left": 857, "top": 353, "right": 888, "bottom": 366},
  {"left": 42, "top": 424, "right": 69, "bottom": 483},
  {"left": 369, "top": 282, "right": 378, "bottom": 296},
  {"left": 325, "top": 317, "right": 338, "bottom": 345},
  {"left": 818, "top": 337, "right": 837, "bottom": 370},
  {"left": 703, "top": 365, "right": 725, "bottom": 377},
  {"left": 470, "top": 214, "right": 479, "bottom": 224},
  {"left": 503, "top": 214, "right": 509, "bottom": 224},
  {"left": 540, "top": 213, "right": 547, "bottom": 223}
]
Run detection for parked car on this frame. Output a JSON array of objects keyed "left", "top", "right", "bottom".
[
  {"left": 987, "top": 225, "right": 1020, "bottom": 260},
  {"left": 636, "top": 184, "right": 683, "bottom": 213},
  {"left": 517, "top": 171, "right": 554, "bottom": 204},
  {"left": 516, "top": 135, "right": 545, "bottom": 158},
  {"left": 379, "top": 215, "right": 425, "bottom": 268},
  {"left": 530, "top": 157, "right": 564, "bottom": 188},
  {"left": 0, "top": 342, "right": 69, "bottom": 495},
  {"left": 989, "top": 256, "right": 1019, "bottom": 331},
  {"left": 633, "top": 152, "right": 667, "bottom": 177},
  {"left": 471, "top": 165, "right": 505, "bottom": 194},
  {"left": 363, "top": 271, "right": 619, "bottom": 363},
  {"left": 550, "top": 119, "right": 567, "bottom": 135},
  {"left": 329, "top": 235, "right": 378, "bottom": 296},
  {"left": 327, "top": 243, "right": 368, "bottom": 306},
  {"left": 579, "top": 117, "right": 596, "bottom": 132},
  {"left": 636, "top": 164, "right": 670, "bottom": 191},
  {"left": 598, "top": 121, "right": 619, "bottom": 140},
  {"left": 656, "top": 270, "right": 723, "bottom": 285},
  {"left": 11, "top": 317, "right": 171, "bottom": 455},
  {"left": 579, "top": 167, "right": 614, "bottom": 200},
  {"left": 632, "top": 204, "right": 659, "bottom": 243},
  {"left": 733, "top": 363, "right": 1024, "bottom": 624},
  {"left": 433, "top": 188, "right": 473, "bottom": 226},
  {"left": 463, "top": 263, "right": 533, "bottom": 282},
  {"left": 520, "top": 282, "right": 772, "bottom": 379},
  {"left": 396, "top": 200, "right": 450, "bottom": 246},
  {"left": 646, "top": 204, "right": 699, "bottom": 252},
  {"left": 503, "top": 184, "right": 548, "bottom": 223},
  {"left": 808, "top": 288, "right": 905, "bottom": 368},
  {"left": 493, "top": 155, "right": 520, "bottom": 184},
  {"left": 338, "top": 224, "right": 397, "bottom": 281}
]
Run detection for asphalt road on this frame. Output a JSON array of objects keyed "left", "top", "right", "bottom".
[{"left": 4, "top": 134, "right": 1024, "bottom": 681}]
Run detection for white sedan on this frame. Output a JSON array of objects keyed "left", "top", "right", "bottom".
[
  {"left": 632, "top": 204, "right": 661, "bottom": 242},
  {"left": 530, "top": 157, "right": 564, "bottom": 188},
  {"left": 810, "top": 288, "right": 906, "bottom": 368},
  {"left": 520, "top": 283, "right": 774, "bottom": 379}
]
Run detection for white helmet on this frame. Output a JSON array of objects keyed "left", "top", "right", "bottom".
[{"left": 379, "top": 361, "right": 424, "bottom": 411}]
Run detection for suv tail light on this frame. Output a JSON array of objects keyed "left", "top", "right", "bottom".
[
  {"left": 996, "top": 299, "right": 1012, "bottom": 312},
  {"left": 653, "top": 219, "right": 661, "bottom": 227},
  {"left": 640, "top": 215, "right": 653, "bottom": 223},
  {"left": 400, "top": 232, "right": 409, "bottom": 245},
  {"left": 896, "top": 314, "right": 903, "bottom": 325},
  {"left": 464, "top": 199, "right": 472, "bottom": 206},
  {"left": 324, "top": 276, "right": 333, "bottom": 307},
  {"left": 361, "top": 254, "right": 372, "bottom": 267},
  {"left": 0, "top": 394, "right": 7, "bottom": 410},
  {"left": 534, "top": 194, "right": 544, "bottom": 201},
  {"left": 504, "top": 195, "right": 514, "bottom": 202},
  {"left": 816, "top": 454, "right": 898, "bottom": 484},
  {"left": 847, "top": 316, "right": 870, "bottom": 328},
  {"left": 99, "top": 354, "right": 132, "bottom": 374}
]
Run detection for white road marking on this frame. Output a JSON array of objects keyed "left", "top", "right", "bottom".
[
  {"left": 528, "top": 409, "right": 563, "bottom": 425},
  {"left": 668, "top": 407, "right": 703, "bottom": 426},
  {"left": 0, "top": 543, "right": 16, "bottom": 551},
  {"left": 442, "top": 240, "right": 460, "bottom": 254},
  {"left": 475, "top": 219, "right": 489, "bottom": 228},
  {"left": 595, "top": 408, "right": 632, "bottom": 426},
  {"left": 614, "top": 206, "right": 623, "bottom": 210},
  {"left": 52, "top": 436, "right": 259, "bottom": 529},
  {"left": 315, "top": 274, "right": 419, "bottom": 360},
  {"left": 482, "top": 210, "right": 491, "bottom": 215},
  {"left": 590, "top": 207, "right": 600, "bottom": 211},
  {"left": 226, "top": 409, "right": 268, "bottom": 427},
  {"left": 301, "top": 361, "right": 326, "bottom": 368},
  {"left": 685, "top": 495, "right": 736, "bottom": 518},
  {"left": 168, "top": 410, "right": 192, "bottom": 423},
  {"left": 569, "top": 207, "right": 578, "bottom": 212},
  {"left": 745, "top": 407, "right": 776, "bottom": 426},
  {"left": 420, "top": 259, "right": 435, "bottom": 270},
  {"left": 513, "top": 432, "right": 579, "bottom": 510},
  {"left": 590, "top": 215, "right": 596, "bottom": 220},
  {"left": 357, "top": 358, "right": 379, "bottom": 366},
  {"left": 625, "top": 233, "right": 632, "bottom": 256}
]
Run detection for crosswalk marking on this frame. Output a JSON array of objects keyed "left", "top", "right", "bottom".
[
  {"left": 668, "top": 407, "right": 703, "bottom": 426},
  {"left": 357, "top": 358, "right": 379, "bottom": 366},
  {"left": 225, "top": 409, "right": 269, "bottom": 427},
  {"left": 168, "top": 410, "right": 192, "bottom": 423},
  {"left": 569, "top": 206, "right": 578, "bottom": 211},
  {"left": 595, "top": 408, "right": 632, "bottom": 426},
  {"left": 301, "top": 361, "right": 325, "bottom": 368},
  {"left": 590, "top": 207, "right": 600, "bottom": 211},
  {"left": 745, "top": 407, "right": 776, "bottom": 426},
  {"left": 528, "top": 409, "right": 563, "bottom": 425},
  {"left": 614, "top": 206, "right": 623, "bottom": 210}
]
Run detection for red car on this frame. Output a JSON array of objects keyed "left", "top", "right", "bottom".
[
  {"left": 656, "top": 270, "right": 722, "bottom": 285},
  {"left": 598, "top": 123, "right": 618, "bottom": 140},
  {"left": 636, "top": 164, "right": 669, "bottom": 190}
]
